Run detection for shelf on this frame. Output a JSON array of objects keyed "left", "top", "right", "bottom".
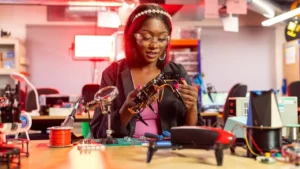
[
  {"left": 0, "top": 38, "right": 28, "bottom": 76},
  {"left": 170, "top": 39, "right": 199, "bottom": 47},
  {"left": 0, "top": 38, "right": 19, "bottom": 45},
  {"left": 0, "top": 68, "right": 18, "bottom": 75}
]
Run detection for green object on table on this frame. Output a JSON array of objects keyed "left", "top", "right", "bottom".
[
  {"left": 92, "top": 138, "right": 144, "bottom": 146},
  {"left": 111, "top": 138, "right": 143, "bottom": 146},
  {"left": 81, "top": 122, "right": 90, "bottom": 138}
]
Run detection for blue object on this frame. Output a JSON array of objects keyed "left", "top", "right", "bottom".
[
  {"left": 282, "top": 79, "right": 287, "bottom": 95},
  {"left": 193, "top": 74, "right": 206, "bottom": 94},
  {"left": 20, "top": 115, "right": 27, "bottom": 128},
  {"left": 162, "top": 130, "right": 171, "bottom": 137},
  {"left": 252, "top": 91, "right": 262, "bottom": 95},
  {"left": 246, "top": 97, "right": 253, "bottom": 126},
  {"left": 145, "top": 132, "right": 164, "bottom": 140},
  {"left": 157, "top": 135, "right": 163, "bottom": 140},
  {"left": 156, "top": 141, "right": 172, "bottom": 148}
]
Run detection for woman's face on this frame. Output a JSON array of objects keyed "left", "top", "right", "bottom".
[{"left": 134, "top": 18, "right": 169, "bottom": 64}]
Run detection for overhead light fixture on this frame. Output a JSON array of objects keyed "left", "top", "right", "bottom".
[
  {"left": 251, "top": 0, "right": 276, "bottom": 19},
  {"left": 262, "top": 8, "right": 300, "bottom": 27}
]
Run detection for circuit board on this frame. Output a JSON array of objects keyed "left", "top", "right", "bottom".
[
  {"left": 109, "top": 138, "right": 144, "bottom": 146},
  {"left": 92, "top": 138, "right": 145, "bottom": 147}
]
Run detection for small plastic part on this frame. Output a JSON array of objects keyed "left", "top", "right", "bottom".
[
  {"left": 265, "top": 152, "right": 271, "bottom": 157},
  {"left": 256, "top": 156, "right": 276, "bottom": 164},
  {"left": 162, "top": 131, "right": 171, "bottom": 137},
  {"left": 275, "top": 153, "right": 281, "bottom": 157}
]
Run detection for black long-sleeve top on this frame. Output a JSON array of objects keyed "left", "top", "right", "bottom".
[{"left": 90, "top": 59, "right": 204, "bottom": 138}]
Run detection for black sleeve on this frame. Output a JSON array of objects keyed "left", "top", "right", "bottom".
[
  {"left": 178, "top": 64, "right": 205, "bottom": 126},
  {"left": 90, "top": 66, "right": 128, "bottom": 138}
]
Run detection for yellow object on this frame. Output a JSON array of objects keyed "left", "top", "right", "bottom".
[
  {"left": 265, "top": 152, "right": 271, "bottom": 157},
  {"left": 244, "top": 129, "right": 260, "bottom": 156}
]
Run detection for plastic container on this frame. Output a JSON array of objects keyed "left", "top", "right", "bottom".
[
  {"left": 81, "top": 122, "right": 90, "bottom": 139},
  {"left": 172, "top": 28, "right": 202, "bottom": 39},
  {"left": 171, "top": 51, "right": 198, "bottom": 63},
  {"left": 48, "top": 126, "right": 73, "bottom": 147}
]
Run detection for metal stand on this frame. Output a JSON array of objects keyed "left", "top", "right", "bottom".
[{"left": 99, "top": 104, "right": 118, "bottom": 144}]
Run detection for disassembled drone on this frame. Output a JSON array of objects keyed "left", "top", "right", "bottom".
[{"left": 128, "top": 72, "right": 186, "bottom": 126}]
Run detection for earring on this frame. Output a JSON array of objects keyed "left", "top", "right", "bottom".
[{"left": 159, "top": 52, "right": 166, "bottom": 61}]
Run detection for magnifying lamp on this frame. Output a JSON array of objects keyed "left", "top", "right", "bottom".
[
  {"left": 94, "top": 86, "right": 119, "bottom": 144},
  {"left": 10, "top": 72, "right": 40, "bottom": 115}
]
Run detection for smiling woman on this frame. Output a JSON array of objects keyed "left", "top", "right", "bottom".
[{"left": 90, "top": 3, "right": 205, "bottom": 139}]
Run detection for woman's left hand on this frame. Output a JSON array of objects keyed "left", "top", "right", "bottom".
[{"left": 175, "top": 83, "right": 198, "bottom": 111}]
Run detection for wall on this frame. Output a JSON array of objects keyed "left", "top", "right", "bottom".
[
  {"left": 26, "top": 25, "right": 114, "bottom": 95},
  {"left": 201, "top": 27, "right": 275, "bottom": 91},
  {"left": 0, "top": 4, "right": 287, "bottom": 95}
]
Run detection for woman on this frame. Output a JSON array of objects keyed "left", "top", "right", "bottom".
[{"left": 91, "top": 3, "right": 204, "bottom": 139}]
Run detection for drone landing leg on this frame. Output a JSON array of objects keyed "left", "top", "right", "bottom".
[
  {"left": 215, "top": 149, "right": 223, "bottom": 166},
  {"left": 230, "top": 147, "right": 236, "bottom": 154},
  {"left": 146, "top": 142, "right": 157, "bottom": 163}
]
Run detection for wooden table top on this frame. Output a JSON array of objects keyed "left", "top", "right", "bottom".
[
  {"left": 31, "top": 112, "right": 220, "bottom": 120},
  {"left": 4, "top": 140, "right": 293, "bottom": 169}
]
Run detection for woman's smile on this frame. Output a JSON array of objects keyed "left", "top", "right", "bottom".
[{"left": 146, "top": 51, "right": 159, "bottom": 59}]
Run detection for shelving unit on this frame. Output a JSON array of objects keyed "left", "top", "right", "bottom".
[
  {"left": 0, "top": 38, "right": 29, "bottom": 88},
  {"left": 170, "top": 39, "right": 201, "bottom": 77},
  {"left": 170, "top": 38, "right": 202, "bottom": 106}
]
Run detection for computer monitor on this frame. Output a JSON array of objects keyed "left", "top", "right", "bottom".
[{"left": 201, "top": 92, "right": 228, "bottom": 106}]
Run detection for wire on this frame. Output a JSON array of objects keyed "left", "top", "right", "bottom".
[
  {"left": 230, "top": 124, "right": 261, "bottom": 156},
  {"left": 165, "top": 79, "right": 180, "bottom": 84},
  {"left": 128, "top": 82, "right": 177, "bottom": 114},
  {"left": 230, "top": 123, "right": 244, "bottom": 133},
  {"left": 212, "top": 122, "right": 223, "bottom": 128},
  {"left": 246, "top": 130, "right": 263, "bottom": 154},
  {"left": 157, "top": 83, "right": 175, "bottom": 102},
  {"left": 244, "top": 128, "right": 260, "bottom": 156}
]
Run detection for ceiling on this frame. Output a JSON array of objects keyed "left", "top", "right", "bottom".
[
  {"left": 272, "top": 0, "right": 296, "bottom": 10},
  {"left": 0, "top": 0, "right": 299, "bottom": 22}
]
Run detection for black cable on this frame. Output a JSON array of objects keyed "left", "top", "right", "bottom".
[{"left": 212, "top": 122, "right": 224, "bottom": 128}]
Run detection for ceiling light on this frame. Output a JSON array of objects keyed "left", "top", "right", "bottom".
[{"left": 262, "top": 8, "right": 300, "bottom": 27}]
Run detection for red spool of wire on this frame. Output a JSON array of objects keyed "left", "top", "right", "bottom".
[{"left": 48, "top": 126, "right": 73, "bottom": 147}]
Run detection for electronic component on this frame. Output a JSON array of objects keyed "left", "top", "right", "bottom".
[
  {"left": 228, "top": 96, "right": 297, "bottom": 137},
  {"left": 77, "top": 139, "right": 105, "bottom": 153},
  {"left": 256, "top": 156, "right": 276, "bottom": 164},
  {"left": 129, "top": 72, "right": 185, "bottom": 125}
]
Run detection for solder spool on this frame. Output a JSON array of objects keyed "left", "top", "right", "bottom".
[{"left": 48, "top": 126, "right": 73, "bottom": 147}]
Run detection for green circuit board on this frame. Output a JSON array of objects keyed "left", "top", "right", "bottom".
[
  {"left": 92, "top": 138, "right": 145, "bottom": 147},
  {"left": 107, "top": 138, "right": 144, "bottom": 146}
]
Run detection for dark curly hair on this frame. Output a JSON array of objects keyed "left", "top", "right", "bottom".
[{"left": 123, "top": 3, "right": 172, "bottom": 69}]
